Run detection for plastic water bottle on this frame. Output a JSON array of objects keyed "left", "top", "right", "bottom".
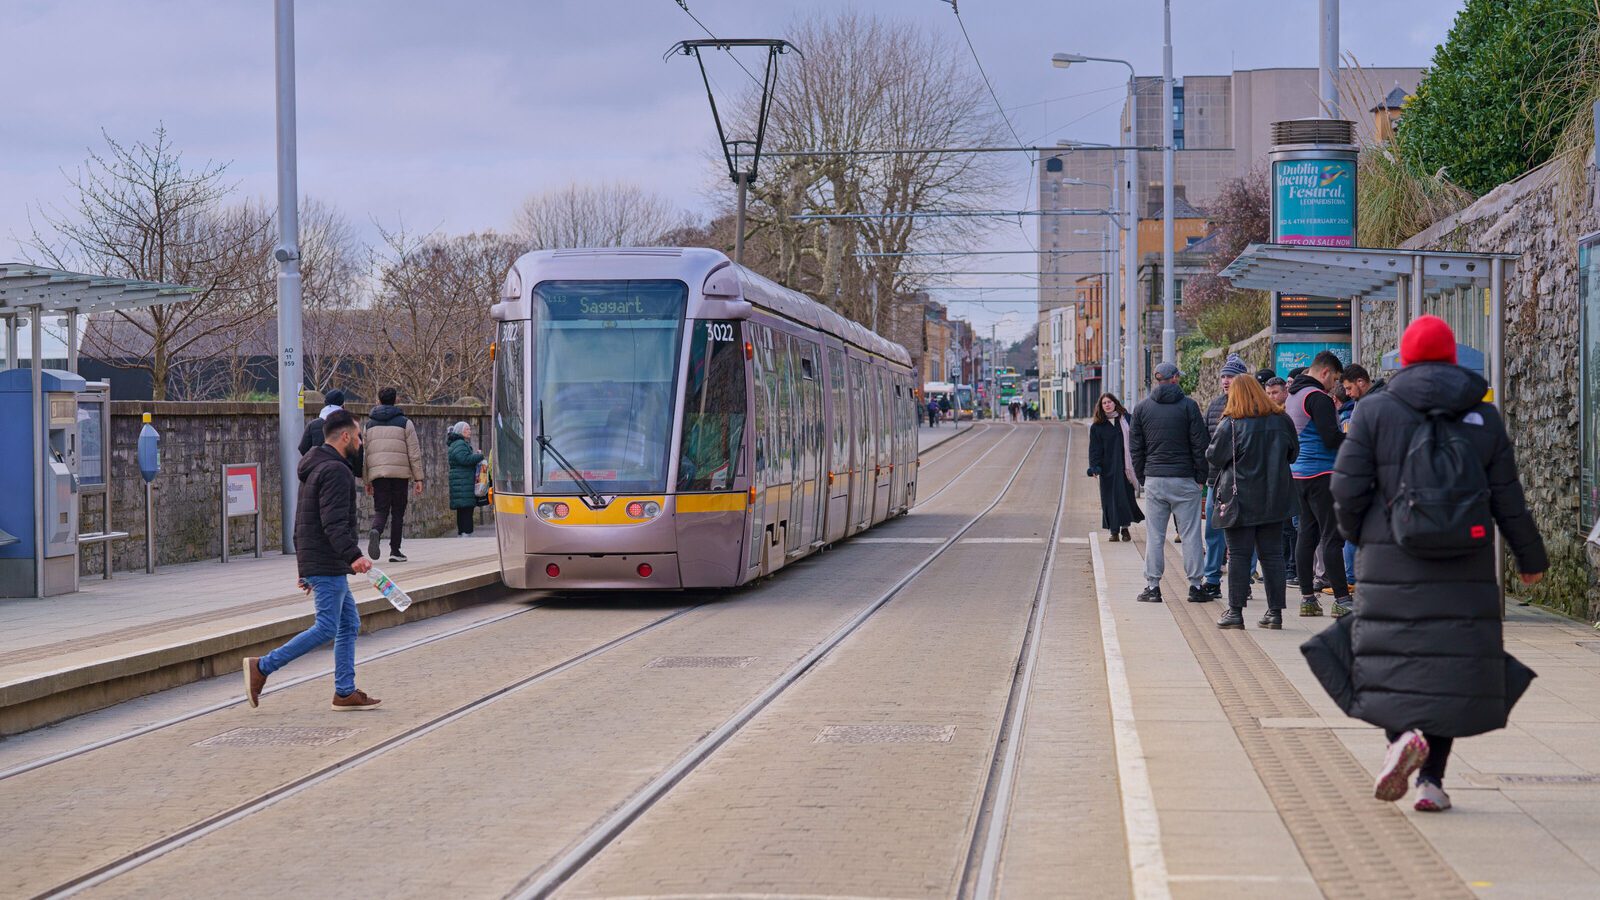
[{"left": 366, "top": 567, "right": 413, "bottom": 612}]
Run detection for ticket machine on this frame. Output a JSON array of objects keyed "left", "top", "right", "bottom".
[{"left": 0, "top": 368, "right": 86, "bottom": 597}]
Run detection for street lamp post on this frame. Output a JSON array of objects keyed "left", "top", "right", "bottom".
[
  {"left": 1161, "top": 0, "right": 1176, "bottom": 363},
  {"left": 273, "top": 0, "right": 302, "bottom": 554},
  {"left": 1051, "top": 51, "right": 1139, "bottom": 396}
]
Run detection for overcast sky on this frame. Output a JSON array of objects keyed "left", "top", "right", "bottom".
[{"left": 1, "top": 0, "right": 1465, "bottom": 342}]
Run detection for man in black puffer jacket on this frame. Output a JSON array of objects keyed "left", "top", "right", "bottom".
[
  {"left": 244, "top": 410, "right": 383, "bottom": 712},
  {"left": 1308, "top": 316, "right": 1546, "bottom": 814},
  {"left": 1129, "top": 361, "right": 1211, "bottom": 603}
]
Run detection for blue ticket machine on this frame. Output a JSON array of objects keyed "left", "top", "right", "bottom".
[{"left": 0, "top": 368, "right": 87, "bottom": 597}]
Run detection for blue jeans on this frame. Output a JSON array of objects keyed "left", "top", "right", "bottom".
[
  {"left": 1203, "top": 487, "right": 1226, "bottom": 586},
  {"left": 259, "top": 575, "right": 360, "bottom": 696},
  {"left": 1343, "top": 540, "right": 1357, "bottom": 584}
]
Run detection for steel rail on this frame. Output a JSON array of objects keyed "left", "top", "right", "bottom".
[
  {"left": 506, "top": 427, "right": 1050, "bottom": 900},
  {"left": 963, "top": 425, "right": 1073, "bottom": 899},
  {"left": 911, "top": 423, "right": 1021, "bottom": 509},
  {"left": 0, "top": 598, "right": 546, "bottom": 783},
  {"left": 35, "top": 605, "right": 703, "bottom": 900}
]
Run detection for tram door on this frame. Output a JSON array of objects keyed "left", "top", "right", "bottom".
[
  {"left": 748, "top": 324, "right": 785, "bottom": 574},
  {"left": 795, "top": 341, "right": 824, "bottom": 550},
  {"left": 826, "top": 348, "right": 849, "bottom": 543},
  {"left": 849, "top": 357, "right": 872, "bottom": 532},
  {"left": 873, "top": 367, "right": 892, "bottom": 523}
]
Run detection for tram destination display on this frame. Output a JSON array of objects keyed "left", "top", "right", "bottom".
[{"left": 1276, "top": 294, "right": 1350, "bottom": 334}]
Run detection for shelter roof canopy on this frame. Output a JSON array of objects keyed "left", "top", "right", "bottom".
[
  {"left": 1219, "top": 244, "right": 1516, "bottom": 301},
  {"left": 0, "top": 263, "right": 196, "bottom": 315}
]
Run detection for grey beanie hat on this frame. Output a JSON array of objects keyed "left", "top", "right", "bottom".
[{"left": 1220, "top": 354, "right": 1249, "bottom": 378}]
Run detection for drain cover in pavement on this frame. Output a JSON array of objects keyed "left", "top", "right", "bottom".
[
  {"left": 646, "top": 656, "right": 757, "bottom": 669},
  {"left": 194, "top": 726, "right": 362, "bottom": 748},
  {"left": 815, "top": 724, "right": 955, "bottom": 744}
]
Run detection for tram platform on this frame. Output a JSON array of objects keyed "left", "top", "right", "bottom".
[{"left": 0, "top": 533, "right": 505, "bottom": 736}]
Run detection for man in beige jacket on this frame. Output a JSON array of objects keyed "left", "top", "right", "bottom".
[{"left": 363, "top": 387, "right": 425, "bottom": 562}]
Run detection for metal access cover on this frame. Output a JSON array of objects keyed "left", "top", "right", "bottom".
[
  {"left": 194, "top": 726, "right": 362, "bottom": 748},
  {"left": 646, "top": 656, "right": 757, "bottom": 669},
  {"left": 815, "top": 724, "right": 956, "bottom": 744}
]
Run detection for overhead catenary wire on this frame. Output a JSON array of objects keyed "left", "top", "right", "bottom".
[{"left": 669, "top": 0, "right": 765, "bottom": 91}]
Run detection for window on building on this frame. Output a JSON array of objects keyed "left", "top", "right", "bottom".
[{"left": 1580, "top": 233, "right": 1600, "bottom": 532}]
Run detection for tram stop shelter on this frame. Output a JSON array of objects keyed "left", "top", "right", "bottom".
[
  {"left": 1219, "top": 244, "right": 1517, "bottom": 405},
  {"left": 0, "top": 263, "right": 195, "bottom": 598}
]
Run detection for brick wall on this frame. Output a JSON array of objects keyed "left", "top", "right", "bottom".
[
  {"left": 79, "top": 401, "right": 491, "bottom": 575},
  {"left": 1360, "top": 162, "right": 1599, "bottom": 620}
]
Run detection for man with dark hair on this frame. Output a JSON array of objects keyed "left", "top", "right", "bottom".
[
  {"left": 1340, "top": 363, "right": 1384, "bottom": 401},
  {"left": 1130, "top": 361, "right": 1211, "bottom": 603},
  {"left": 244, "top": 409, "right": 382, "bottom": 711},
  {"left": 1287, "top": 350, "right": 1350, "bottom": 617},
  {"left": 298, "top": 388, "right": 346, "bottom": 455},
  {"left": 363, "top": 386, "right": 425, "bottom": 562}
]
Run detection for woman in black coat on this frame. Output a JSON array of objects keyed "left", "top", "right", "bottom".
[
  {"left": 1206, "top": 375, "right": 1299, "bottom": 629},
  {"left": 1088, "top": 393, "right": 1143, "bottom": 541},
  {"left": 1312, "top": 316, "right": 1547, "bottom": 813}
]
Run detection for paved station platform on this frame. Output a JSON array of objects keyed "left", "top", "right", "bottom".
[{"left": 1, "top": 421, "right": 1597, "bottom": 898}]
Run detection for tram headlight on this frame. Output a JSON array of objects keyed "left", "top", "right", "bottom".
[
  {"left": 642, "top": 501, "right": 662, "bottom": 518},
  {"left": 537, "top": 502, "right": 571, "bottom": 520},
  {"left": 625, "top": 500, "right": 662, "bottom": 520}
]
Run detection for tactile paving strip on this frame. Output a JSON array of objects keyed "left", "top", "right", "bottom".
[
  {"left": 813, "top": 724, "right": 956, "bottom": 744},
  {"left": 193, "top": 726, "right": 362, "bottom": 748},
  {"left": 1158, "top": 561, "right": 1474, "bottom": 899}
]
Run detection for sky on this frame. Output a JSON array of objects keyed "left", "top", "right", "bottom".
[{"left": 0, "top": 0, "right": 1466, "bottom": 344}]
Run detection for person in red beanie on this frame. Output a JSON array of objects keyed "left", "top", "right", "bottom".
[{"left": 1305, "top": 314, "right": 1547, "bottom": 813}]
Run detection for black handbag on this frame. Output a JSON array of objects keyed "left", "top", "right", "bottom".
[{"left": 1213, "top": 424, "right": 1240, "bottom": 527}]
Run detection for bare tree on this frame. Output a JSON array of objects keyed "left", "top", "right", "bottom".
[
  {"left": 297, "top": 199, "right": 366, "bottom": 393},
  {"left": 368, "top": 228, "right": 521, "bottom": 403},
  {"left": 514, "top": 182, "right": 694, "bottom": 250},
  {"left": 26, "top": 127, "right": 274, "bottom": 399},
  {"left": 719, "top": 12, "right": 1009, "bottom": 329}
]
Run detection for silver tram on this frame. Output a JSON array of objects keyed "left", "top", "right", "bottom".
[{"left": 488, "top": 247, "right": 919, "bottom": 590}]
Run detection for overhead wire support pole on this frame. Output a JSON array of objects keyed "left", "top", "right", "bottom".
[
  {"left": 273, "top": 0, "right": 302, "bottom": 555},
  {"left": 1161, "top": 0, "right": 1176, "bottom": 363},
  {"left": 668, "top": 37, "right": 800, "bottom": 266}
]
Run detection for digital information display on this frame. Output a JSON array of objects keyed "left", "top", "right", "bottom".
[{"left": 1276, "top": 294, "right": 1350, "bottom": 334}]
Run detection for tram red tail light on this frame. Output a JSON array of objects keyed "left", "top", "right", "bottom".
[
  {"left": 554, "top": 502, "right": 570, "bottom": 518},
  {"left": 744, "top": 341, "right": 753, "bottom": 360},
  {"left": 627, "top": 501, "right": 644, "bottom": 518},
  {"left": 537, "top": 502, "right": 570, "bottom": 520},
  {"left": 637, "top": 563, "right": 653, "bottom": 578},
  {"left": 545, "top": 563, "right": 561, "bottom": 578}
]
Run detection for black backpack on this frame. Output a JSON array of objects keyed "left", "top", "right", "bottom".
[{"left": 1388, "top": 405, "right": 1493, "bottom": 559}]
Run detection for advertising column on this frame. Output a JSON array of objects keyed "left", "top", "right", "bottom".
[{"left": 1269, "top": 119, "right": 1357, "bottom": 375}]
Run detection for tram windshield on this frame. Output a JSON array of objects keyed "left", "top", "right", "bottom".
[{"left": 531, "top": 279, "right": 687, "bottom": 495}]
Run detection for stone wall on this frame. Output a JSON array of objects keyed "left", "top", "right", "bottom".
[
  {"left": 1190, "top": 328, "right": 1274, "bottom": 410},
  {"left": 79, "top": 401, "right": 491, "bottom": 575},
  {"left": 1359, "top": 161, "right": 1600, "bottom": 619}
]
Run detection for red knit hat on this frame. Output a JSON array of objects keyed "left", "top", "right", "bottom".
[{"left": 1400, "top": 314, "right": 1457, "bottom": 366}]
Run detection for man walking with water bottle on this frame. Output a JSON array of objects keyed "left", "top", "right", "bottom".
[{"left": 244, "top": 409, "right": 382, "bottom": 710}]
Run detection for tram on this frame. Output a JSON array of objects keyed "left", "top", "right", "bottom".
[{"left": 488, "top": 248, "right": 919, "bottom": 590}]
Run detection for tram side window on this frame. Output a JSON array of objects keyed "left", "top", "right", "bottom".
[
  {"left": 678, "top": 320, "right": 748, "bottom": 492},
  {"left": 828, "top": 349, "right": 847, "bottom": 468},
  {"left": 492, "top": 320, "right": 527, "bottom": 493}
]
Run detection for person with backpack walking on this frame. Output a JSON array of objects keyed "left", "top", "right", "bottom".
[
  {"left": 363, "top": 387, "right": 425, "bottom": 563},
  {"left": 926, "top": 397, "right": 940, "bottom": 427},
  {"left": 1206, "top": 375, "right": 1298, "bottom": 629},
  {"left": 1088, "top": 393, "right": 1144, "bottom": 542},
  {"left": 1129, "top": 361, "right": 1211, "bottom": 603},
  {"left": 244, "top": 409, "right": 382, "bottom": 711},
  {"left": 1306, "top": 315, "right": 1546, "bottom": 812},
  {"left": 1287, "top": 350, "right": 1352, "bottom": 618}
]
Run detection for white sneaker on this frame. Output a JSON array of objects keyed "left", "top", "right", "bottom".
[
  {"left": 1414, "top": 779, "right": 1451, "bottom": 812},
  {"left": 1375, "top": 730, "right": 1429, "bottom": 802}
]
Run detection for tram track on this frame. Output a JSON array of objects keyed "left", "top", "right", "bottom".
[
  {"left": 960, "top": 426, "right": 1072, "bottom": 900},
  {"left": 33, "top": 604, "right": 703, "bottom": 900},
  {"left": 19, "top": 420, "right": 1031, "bottom": 899},
  {"left": 911, "top": 423, "right": 1022, "bottom": 510},
  {"left": 506, "top": 427, "right": 1051, "bottom": 899},
  {"left": 916, "top": 420, "right": 993, "bottom": 468}
]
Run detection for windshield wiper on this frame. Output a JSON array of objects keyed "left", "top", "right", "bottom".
[{"left": 537, "top": 404, "right": 606, "bottom": 509}]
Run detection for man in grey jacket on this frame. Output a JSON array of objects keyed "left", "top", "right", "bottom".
[{"left": 1129, "top": 361, "right": 1212, "bottom": 603}]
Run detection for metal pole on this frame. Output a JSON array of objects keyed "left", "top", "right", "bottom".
[
  {"left": 734, "top": 173, "right": 749, "bottom": 266},
  {"left": 1161, "top": 0, "right": 1176, "bottom": 362},
  {"left": 1409, "top": 253, "right": 1424, "bottom": 323},
  {"left": 4, "top": 314, "right": 16, "bottom": 368},
  {"left": 274, "top": 0, "right": 303, "bottom": 555},
  {"left": 31, "top": 306, "right": 45, "bottom": 598},
  {"left": 1350, "top": 296, "right": 1362, "bottom": 369},
  {"left": 1319, "top": 0, "right": 1340, "bottom": 118},
  {"left": 1490, "top": 256, "right": 1506, "bottom": 608},
  {"left": 145, "top": 482, "right": 156, "bottom": 574},
  {"left": 67, "top": 310, "right": 79, "bottom": 374},
  {"left": 1124, "top": 91, "right": 1140, "bottom": 401}
]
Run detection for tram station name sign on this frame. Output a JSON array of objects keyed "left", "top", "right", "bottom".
[{"left": 1274, "top": 159, "right": 1356, "bottom": 247}]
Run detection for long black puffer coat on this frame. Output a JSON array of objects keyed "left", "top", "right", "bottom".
[
  {"left": 1308, "top": 361, "right": 1547, "bottom": 737},
  {"left": 1206, "top": 412, "right": 1299, "bottom": 529}
]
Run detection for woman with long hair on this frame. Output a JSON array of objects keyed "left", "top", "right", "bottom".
[
  {"left": 1206, "top": 374, "right": 1299, "bottom": 629},
  {"left": 1088, "top": 393, "right": 1143, "bottom": 541}
]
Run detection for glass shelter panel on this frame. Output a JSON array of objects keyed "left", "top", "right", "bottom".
[{"left": 1580, "top": 236, "right": 1600, "bottom": 532}]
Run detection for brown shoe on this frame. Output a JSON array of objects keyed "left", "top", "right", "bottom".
[
  {"left": 331, "top": 689, "right": 382, "bottom": 711},
  {"left": 243, "top": 657, "right": 267, "bottom": 708}
]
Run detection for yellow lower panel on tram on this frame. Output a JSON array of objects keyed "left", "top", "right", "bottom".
[{"left": 677, "top": 492, "right": 749, "bottom": 513}]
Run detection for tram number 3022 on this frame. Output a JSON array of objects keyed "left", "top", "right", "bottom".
[{"left": 705, "top": 322, "right": 736, "bottom": 343}]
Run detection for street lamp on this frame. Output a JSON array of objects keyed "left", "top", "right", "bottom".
[{"left": 1050, "top": 49, "right": 1144, "bottom": 399}]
